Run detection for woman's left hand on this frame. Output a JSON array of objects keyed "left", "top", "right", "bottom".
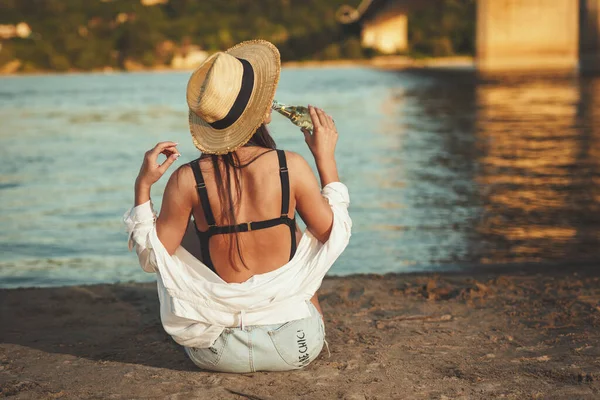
[{"left": 136, "top": 141, "right": 181, "bottom": 188}]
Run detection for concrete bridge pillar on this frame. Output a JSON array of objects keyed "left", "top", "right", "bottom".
[
  {"left": 580, "top": 0, "right": 600, "bottom": 73},
  {"left": 476, "top": 0, "right": 580, "bottom": 72}
]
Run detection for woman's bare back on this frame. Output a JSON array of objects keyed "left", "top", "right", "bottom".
[{"left": 189, "top": 147, "right": 298, "bottom": 283}]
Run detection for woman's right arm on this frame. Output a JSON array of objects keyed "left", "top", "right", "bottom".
[{"left": 292, "top": 106, "right": 340, "bottom": 243}]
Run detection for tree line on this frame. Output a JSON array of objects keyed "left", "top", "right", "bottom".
[{"left": 0, "top": 0, "right": 475, "bottom": 72}]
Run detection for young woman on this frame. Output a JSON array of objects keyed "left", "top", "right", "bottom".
[{"left": 124, "top": 40, "right": 351, "bottom": 372}]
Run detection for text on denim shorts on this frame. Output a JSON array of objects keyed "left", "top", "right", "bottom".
[{"left": 297, "top": 329, "right": 310, "bottom": 365}]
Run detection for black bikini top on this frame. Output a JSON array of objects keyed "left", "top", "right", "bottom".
[{"left": 190, "top": 149, "right": 297, "bottom": 273}]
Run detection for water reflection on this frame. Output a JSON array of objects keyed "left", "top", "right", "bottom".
[
  {"left": 475, "top": 75, "right": 600, "bottom": 264},
  {"left": 371, "top": 71, "right": 482, "bottom": 267},
  {"left": 374, "top": 70, "right": 600, "bottom": 269}
]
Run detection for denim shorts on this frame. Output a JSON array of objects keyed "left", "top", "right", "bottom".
[{"left": 184, "top": 302, "right": 325, "bottom": 373}]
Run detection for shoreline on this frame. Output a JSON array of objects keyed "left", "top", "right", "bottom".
[
  {"left": 283, "top": 55, "right": 474, "bottom": 70},
  {"left": 1, "top": 262, "right": 599, "bottom": 399},
  {"left": 1, "top": 258, "right": 597, "bottom": 291},
  {"left": 0, "top": 56, "right": 475, "bottom": 77}
]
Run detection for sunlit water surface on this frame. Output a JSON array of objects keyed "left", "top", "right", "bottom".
[{"left": 1, "top": 68, "right": 599, "bottom": 288}]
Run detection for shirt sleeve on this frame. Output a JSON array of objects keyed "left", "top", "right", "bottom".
[
  {"left": 321, "top": 182, "right": 350, "bottom": 208},
  {"left": 123, "top": 200, "right": 158, "bottom": 273},
  {"left": 318, "top": 181, "right": 352, "bottom": 244}
]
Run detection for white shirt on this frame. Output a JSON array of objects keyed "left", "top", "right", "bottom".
[{"left": 123, "top": 182, "right": 352, "bottom": 348}]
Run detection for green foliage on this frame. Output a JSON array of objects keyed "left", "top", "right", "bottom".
[
  {"left": 408, "top": 0, "right": 476, "bottom": 57},
  {"left": 0, "top": 0, "right": 475, "bottom": 72},
  {"left": 342, "top": 37, "right": 364, "bottom": 59}
]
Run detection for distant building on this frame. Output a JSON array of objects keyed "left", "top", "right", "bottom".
[
  {"left": 338, "top": 0, "right": 408, "bottom": 54},
  {"left": 171, "top": 46, "right": 208, "bottom": 70},
  {"left": 78, "top": 26, "right": 89, "bottom": 38},
  {"left": 0, "top": 23, "right": 32, "bottom": 40},
  {"left": 116, "top": 13, "right": 129, "bottom": 24},
  {"left": 141, "top": 0, "right": 168, "bottom": 5}
]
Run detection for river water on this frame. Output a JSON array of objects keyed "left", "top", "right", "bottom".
[{"left": 1, "top": 67, "right": 599, "bottom": 288}]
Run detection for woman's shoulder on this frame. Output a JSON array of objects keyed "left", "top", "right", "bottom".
[
  {"left": 165, "top": 161, "right": 196, "bottom": 190},
  {"left": 172, "top": 160, "right": 195, "bottom": 177},
  {"left": 281, "top": 149, "right": 306, "bottom": 165},
  {"left": 159, "top": 162, "right": 197, "bottom": 207},
  {"left": 280, "top": 150, "right": 310, "bottom": 171},
  {"left": 280, "top": 150, "right": 314, "bottom": 187}
]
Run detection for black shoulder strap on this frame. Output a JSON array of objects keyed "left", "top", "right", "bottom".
[
  {"left": 276, "top": 150, "right": 290, "bottom": 217},
  {"left": 189, "top": 160, "right": 216, "bottom": 226}
]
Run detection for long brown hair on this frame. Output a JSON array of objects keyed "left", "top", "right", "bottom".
[{"left": 201, "top": 124, "right": 277, "bottom": 271}]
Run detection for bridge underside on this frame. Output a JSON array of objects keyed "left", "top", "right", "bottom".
[
  {"left": 581, "top": 0, "right": 600, "bottom": 73},
  {"left": 342, "top": 0, "right": 600, "bottom": 73}
]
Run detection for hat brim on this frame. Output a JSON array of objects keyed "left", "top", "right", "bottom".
[{"left": 188, "top": 40, "right": 281, "bottom": 155}]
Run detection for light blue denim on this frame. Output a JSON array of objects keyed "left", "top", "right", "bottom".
[{"left": 184, "top": 301, "right": 325, "bottom": 373}]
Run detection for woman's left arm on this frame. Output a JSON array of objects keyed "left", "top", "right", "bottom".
[
  {"left": 155, "top": 166, "right": 194, "bottom": 255},
  {"left": 133, "top": 141, "right": 193, "bottom": 255}
]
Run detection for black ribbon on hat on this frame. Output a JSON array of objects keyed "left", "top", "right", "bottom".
[{"left": 209, "top": 58, "right": 255, "bottom": 130}]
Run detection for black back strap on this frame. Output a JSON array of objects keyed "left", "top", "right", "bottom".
[
  {"left": 190, "top": 160, "right": 216, "bottom": 226},
  {"left": 210, "top": 217, "right": 288, "bottom": 235},
  {"left": 191, "top": 153, "right": 297, "bottom": 270},
  {"left": 277, "top": 150, "right": 290, "bottom": 217}
]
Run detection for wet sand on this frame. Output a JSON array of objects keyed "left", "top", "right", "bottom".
[{"left": 1, "top": 263, "right": 599, "bottom": 399}]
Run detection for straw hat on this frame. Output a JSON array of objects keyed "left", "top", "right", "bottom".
[{"left": 186, "top": 40, "right": 281, "bottom": 155}]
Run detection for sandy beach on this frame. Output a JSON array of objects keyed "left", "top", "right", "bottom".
[{"left": 1, "top": 263, "right": 599, "bottom": 399}]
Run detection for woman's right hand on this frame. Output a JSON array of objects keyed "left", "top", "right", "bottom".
[
  {"left": 136, "top": 141, "right": 180, "bottom": 189},
  {"left": 302, "top": 105, "right": 338, "bottom": 163}
]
